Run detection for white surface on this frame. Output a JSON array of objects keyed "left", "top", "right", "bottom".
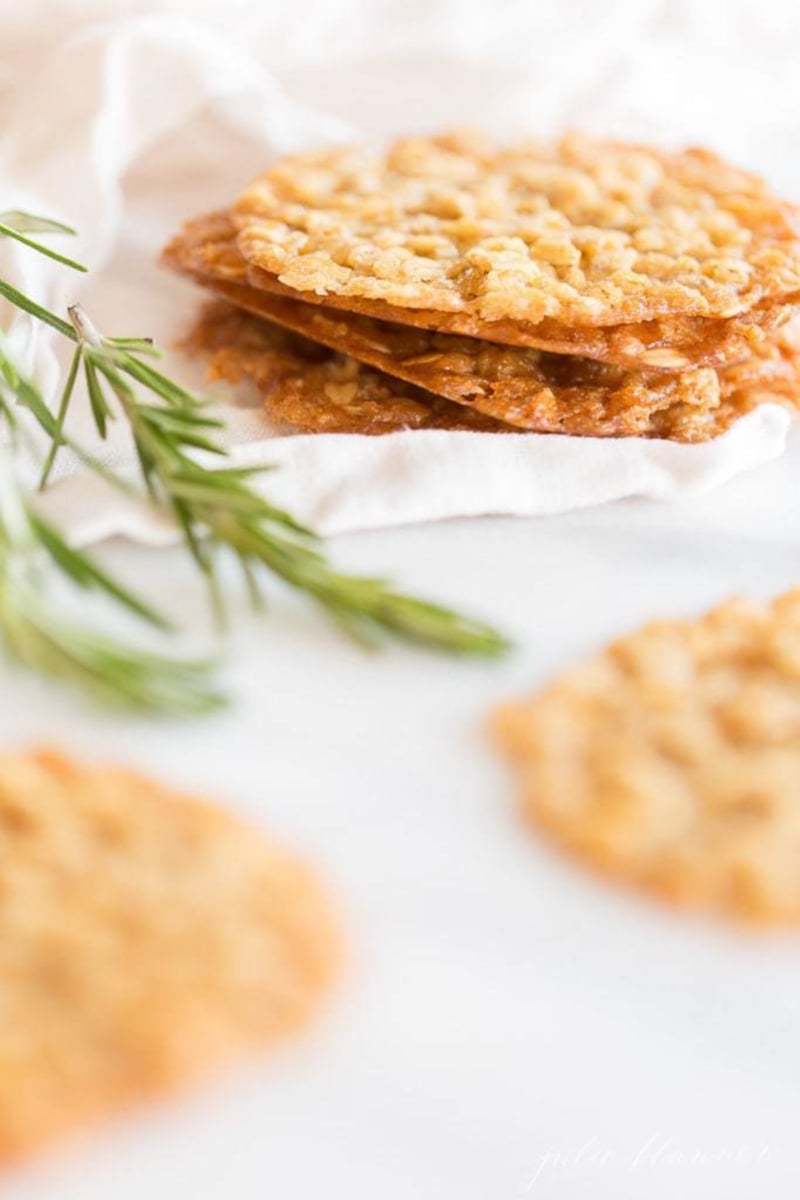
[
  {"left": 5, "top": 445, "right": 800, "bottom": 1200},
  {"left": 0, "top": 11, "right": 792, "bottom": 539},
  {"left": 3, "top": 1, "right": 800, "bottom": 1198}
]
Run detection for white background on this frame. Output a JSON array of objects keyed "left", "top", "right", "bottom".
[{"left": 4, "top": 1, "right": 800, "bottom": 1197}]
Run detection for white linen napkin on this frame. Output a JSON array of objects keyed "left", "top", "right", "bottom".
[{"left": 0, "top": 15, "right": 792, "bottom": 542}]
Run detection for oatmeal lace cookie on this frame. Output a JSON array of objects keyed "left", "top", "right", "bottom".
[
  {"left": 184, "top": 301, "right": 511, "bottom": 434},
  {"left": 165, "top": 210, "right": 792, "bottom": 373},
  {"left": 233, "top": 132, "right": 800, "bottom": 336},
  {"left": 0, "top": 749, "right": 340, "bottom": 1160},
  {"left": 494, "top": 592, "right": 800, "bottom": 923}
]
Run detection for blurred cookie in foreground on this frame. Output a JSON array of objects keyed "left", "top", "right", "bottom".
[
  {"left": 493, "top": 592, "right": 800, "bottom": 924},
  {"left": 0, "top": 749, "right": 340, "bottom": 1162}
]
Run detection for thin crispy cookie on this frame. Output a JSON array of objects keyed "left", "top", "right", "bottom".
[
  {"left": 494, "top": 592, "right": 800, "bottom": 924},
  {"left": 186, "top": 302, "right": 800, "bottom": 442},
  {"left": 164, "top": 210, "right": 799, "bottom": 373},
  {"left": 0, "top": 749, "right": 340, "bottom": 1161},
  {"left": 184, "top": 302, "right": 510, "bottom": 433},
  {"left": 642, "top": 315, "right": 800, "bottom": 440},
  {"left": 234, "top": 132, "right": 800, "bottom": 331},
  {"left": 242, "top": 261, "right": 799, "bottom": 372}
]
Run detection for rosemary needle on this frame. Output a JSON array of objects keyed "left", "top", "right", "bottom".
[{"left": 0, "top": 461, "right": 223, "bottom": 714}]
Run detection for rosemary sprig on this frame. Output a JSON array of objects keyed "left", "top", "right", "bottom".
[
  {"left": 0, "top": 218, "right": 222, "bottom": 712},
  {"left": 57, "top": 303, "right": 510, "bottom": 656},
  {"left": 0, "top": 210, "right": 87, "bottom": 273},
  {"left": 0, "top": 210, "right": 508, "bottom": 711}
]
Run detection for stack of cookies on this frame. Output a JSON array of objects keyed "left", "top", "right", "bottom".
[{"left": 163, "top": 132, "right": 800, "bottom": 441}]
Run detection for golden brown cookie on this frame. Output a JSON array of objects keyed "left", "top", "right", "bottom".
[
  {"left": 493, "top": 592, "right": 800, "bottom": 924},
  {"left": 184, "top": 302, "right": 511, "bottom": 434},
  {"left": 241, "top": 290, "right": 800, "bottom": 441},
  {"left": 244, "top": 266, "right": 800, "bottom": 373},
  {"left": 164, "top": 209, "right": 799, "bottom": 372},
  {"left": 0, "top": 749, "right": 340, "bottom": 1161},
  {"left": 665, "top": 316, "right": 800, "bottom": 439},
  {"left": 177, "top": 290, "right": 800, "bottom": 444},
  {"left": 233, "top": 131, "right": 800, "bottom": 340}
]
